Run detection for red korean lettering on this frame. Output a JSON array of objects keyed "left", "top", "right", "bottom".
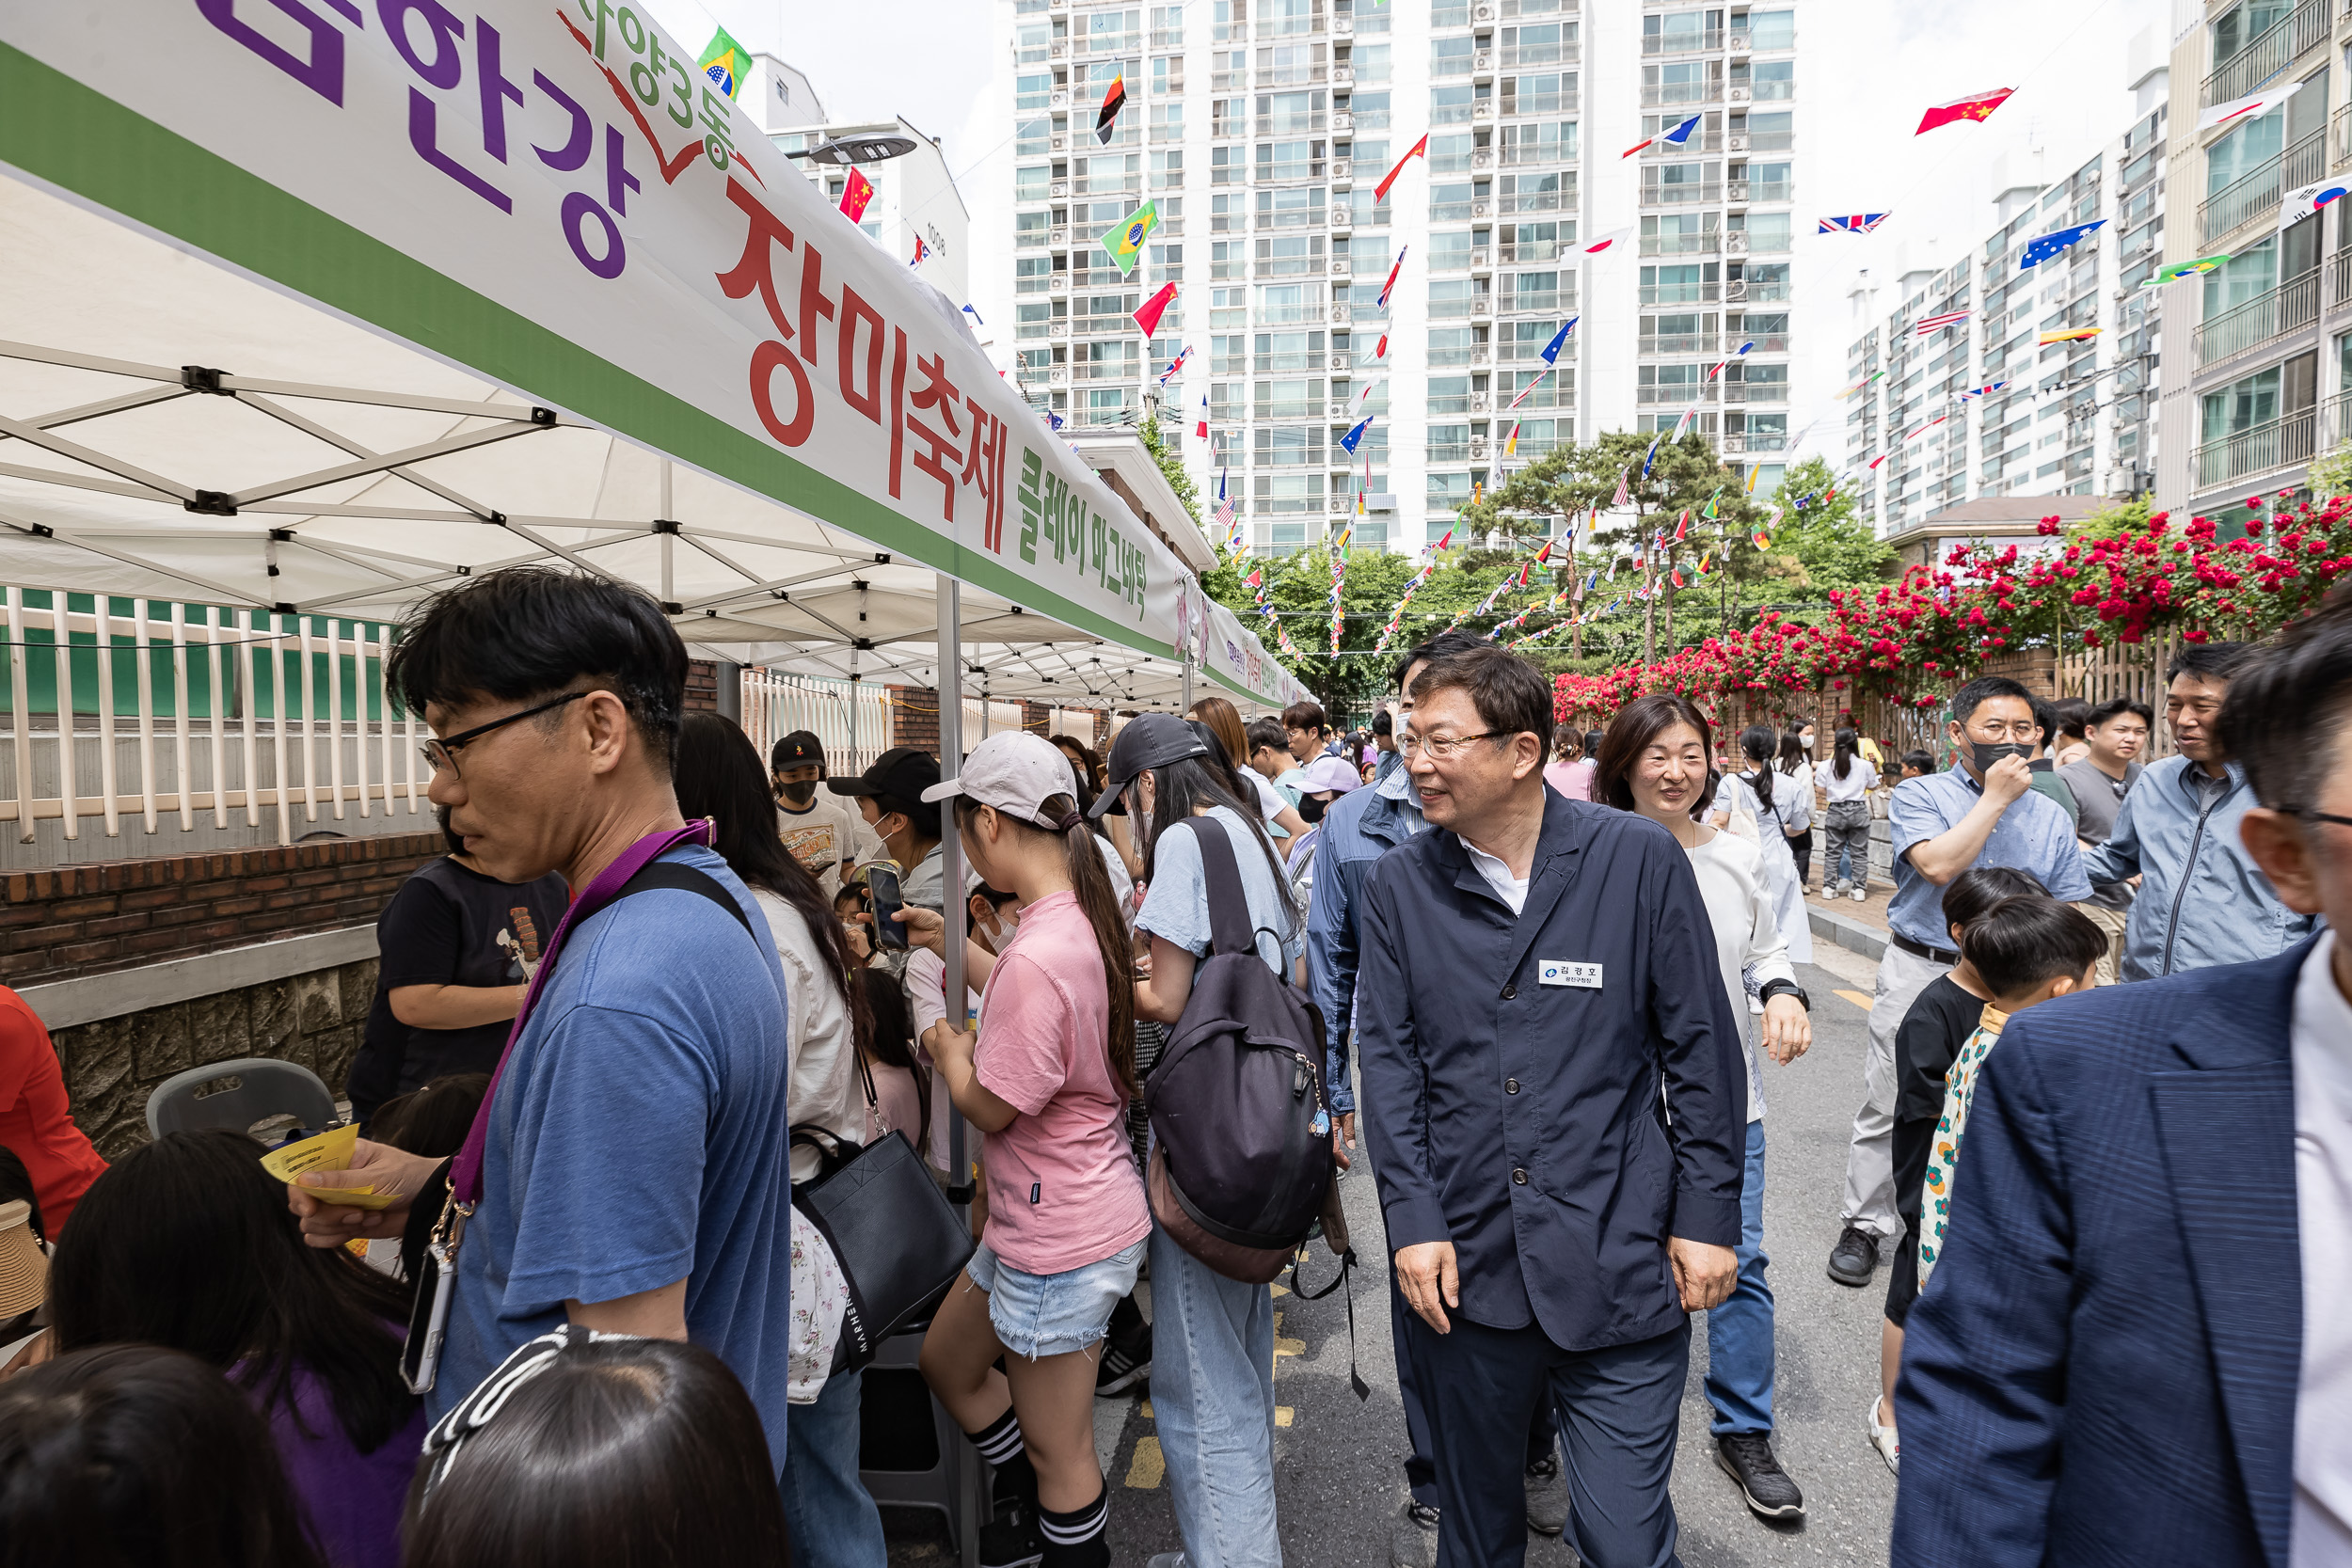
[
  {"left": 715, "top": 179, "right": 797, "bottom": 340},
  {"left": 960, "top": 403, "right": 1008, "bottom": 554},
  {"left": 905, "top": 356, "right": 967, "bottom": 522},
  {"left": 837, "top": 287, "right": 887, "bottom": 423},
  {"left": 750, "top": 341, "right": 813, "bottom": 448}
]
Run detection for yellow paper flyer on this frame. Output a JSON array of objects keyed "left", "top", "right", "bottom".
[{"left": 259, "top": 1124, "right": 395, "bottom": 1211}]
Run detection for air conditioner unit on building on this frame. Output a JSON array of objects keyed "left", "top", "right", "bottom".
[
  {"left": 1330, "top": 496, "right": 1349, "bottom": 513},
  {"left": 1335, "top": 15, "right": 1354, "bottom": 34},
  {"left": 1328, "top": 354, "right": 1352, "bottom": 371},
  {"left": 1727, "top": 32, "right": 1750, "bottom": 50},
  {"left": 1048, "top": 275, "right": 1068, "bottom": 293},
  {"left": 1049, "top": 368, "right": 1069, "bottom": 385},
  {"left": 1050, "top": 323, "right": 1069, "bottom": 338},
  {"left": 1472, "top": 200, "right": 1492, "bottom": 218},
  {"left": 1728, "top": 86, "right": 1750, "bottom": 103},
  {"left": 1723, "top": 435, "right": 1748, "bottom": 452},
  {"left": 1470, "top": 247, "right": 1491, "bottom": 270},
  {"left": 1051, "top": 89, "right": 1071, "bottom": 108},
  {"left": 1473, "top": 1, "right": 1496, "bottom": 18},
  {"left": 1330, "top": 259, "right": 1352, "bottom": 276},
  {"left": 1049, "top": 228, "right": 1068, "bottom": 245},
  {"left": 1473, "top": 51, "right": 1495, "bottom": 74},
  {"left": 1472, "top": 150, "right": 1494, "bottom": 170},
  {"left": 1725, "top": 233, "right": 1747, "bottom": 253},
  {"left": 1470, "top": 393, "right": 1493, "bottom": 412},
  {"left": 1331, "top": 212, "right": 1353, "bottom": 231},
  {"left": 1331, "top": 304, "right": 1353, "bottom": 324},
  {"left": 1332, "top": 65, "right": 1354, "bottom": 85},
  {"left": 1470, "top": 299, "right": 1490, "bottom": 317},
  {"left": 1332, "top": 111, "right": 1354, "bottom": 132},
  {"left": 1726, "top": 181, "right": 1749, "bottom": 200},
  {"left": 1471, "top": 103, "right": 1494, "bottom": 121},
  {"left": 1049, "top": 182, "right": 1069, "bottom": 198},
  {"left": 1726, "top": 134, "right": 1747, "bottom": 151},
  {"left": 1050, "top": 42, "right": 1066, "bottom": 58},
  {"left": 1050, "top": 135, "right": 1068, "bottom": 151}
]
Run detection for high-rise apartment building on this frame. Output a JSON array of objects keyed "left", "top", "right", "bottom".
[
  {"left": 997, "top": 0, "right": 1800, "bottom": 556},
  {"left": 1842, "top": 89, "right": 2169, "bottom": 540},
  {"left": 2158, "top": 0, "right": 2352, "bottom": 516}
]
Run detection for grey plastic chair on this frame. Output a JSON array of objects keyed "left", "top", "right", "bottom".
[{"left": 145, "top": 1057, "right": 338, "bottom": 1141}]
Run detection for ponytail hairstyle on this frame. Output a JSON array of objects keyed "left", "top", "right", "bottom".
[
  {"left": 1832, "top": 725, "right": 1859, "bottom": 782},
  {"left": 1739, "top": 723, "right": 1776, "bottom": 815},
  {"left": 1777, "top": 727, "right": 1807, "bottom": 775},
  {"left": 953, "top": 791, "right": 1137, "bottom": 1100}
]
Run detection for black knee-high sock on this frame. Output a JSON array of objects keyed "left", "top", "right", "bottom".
[
  {"left": 968, "top": 1408, "right": 1038, "bottom": 1513},
  {"left": 1038, "top": 1483, "right": 1111, "bottom": 1568}
]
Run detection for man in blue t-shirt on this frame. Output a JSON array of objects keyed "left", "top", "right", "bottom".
[{"left": 290, "top": 569, "right": 795, "bottom": 1468}]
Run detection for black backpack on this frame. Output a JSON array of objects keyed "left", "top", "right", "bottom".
[{"left": 1145, "top": 816, "right": 1334, "bottom": 1283}]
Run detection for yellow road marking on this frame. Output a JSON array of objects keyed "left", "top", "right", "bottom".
[
  {"left": 1276, "top": 1406, "right": 1295, "bottom": 1427},
  {"left": 1139, "top": 1400, "right": 1153, "bottom": 1418},
  {"left": 1125, "top": 1435, "right": 1165, "bottom": 1489},
  {"left": 1836, "top": 989, "right": 1875, "bottom": 1011}
]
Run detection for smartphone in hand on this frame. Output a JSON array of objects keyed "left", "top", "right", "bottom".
[{"left": 866, "top": 863, "right": 910, "bottom": 950}]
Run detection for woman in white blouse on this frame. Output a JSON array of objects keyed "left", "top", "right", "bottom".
[{"left": 1595, "top": 693, "right": 1813, "bottom": 1523}]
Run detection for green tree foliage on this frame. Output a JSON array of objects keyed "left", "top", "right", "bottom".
[{"left": 2311, "top": 440, "right": 2352, "bottom": 499}]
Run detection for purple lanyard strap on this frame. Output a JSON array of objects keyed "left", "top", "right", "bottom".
[{"left": 448, "top": 821, "right": 713, "bottom": 1207}]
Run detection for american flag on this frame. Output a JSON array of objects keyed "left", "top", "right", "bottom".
[
  {"left": 1818, "top": 214, "right": 1890, "bottom": 234},
  {"left": 1216, "top": 492, "right": 1239, "bottom": 536},
  {"left": 1914, "top": 309, "right": 1973, "bottom": 336}
]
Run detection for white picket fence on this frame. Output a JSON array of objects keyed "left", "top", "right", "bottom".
[
  {"left": 0, "top": 588, "right": 424, "bottom": 855},
  {"left": 738, "top": 667, "right": 895, "bottom": 777}
]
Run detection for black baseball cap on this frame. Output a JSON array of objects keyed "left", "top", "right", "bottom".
[
  {"left": 1089, "top": 713, "right": 1211, "bottom": 818},
  {"left": 827, "top": 746, "right": 943, "bottom": 818},
  {"left": 771, "top": 730, "right": 826, "bottom": 771}
]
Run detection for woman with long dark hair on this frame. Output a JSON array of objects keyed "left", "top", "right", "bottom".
[
  {"left": 1592, "top": 694, "right": 1812, "bottom": 1521},
  {"left": 914, "top": 732, "right": 1148, "bottom": 1568},
  {"left": 0, "top": 1343, "right": 330, "bottom": 1568},
  {"left": 48, "top": 1130, "right": 424, "bottom": 1568},
  {"left": 1710, "top": 723, "right": 1813, "bottom": 965},
  {"left": 669, "top": 711, "right": 879, "bottom": 1564},
  {"left": 1776, "top": 726, "right": 1816, "bottom": 893},
  {"left": 403, "top": 1333, "right": 790, "bottom": 1568},
  {"left": 1187, "top": 695, "right": 1311, "bottom": 847},
  {"left": 1109, "top": 714, "right": 1306, "bottom": 1568},
  {"left": 1819, "top": 726, "right": 1880, "bottom": 900}
]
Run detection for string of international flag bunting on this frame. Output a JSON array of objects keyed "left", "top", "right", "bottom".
[{"left": 875, "top": 72, "right": 2352, "bottom": 661}]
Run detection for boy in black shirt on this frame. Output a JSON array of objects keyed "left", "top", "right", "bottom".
[{"left": 1873, "top": 865, "right": 2050, "bottom": 1472}]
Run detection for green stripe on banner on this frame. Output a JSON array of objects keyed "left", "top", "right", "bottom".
[{"left": 0, "top": 41, "right": 1269, "bottom": 705}]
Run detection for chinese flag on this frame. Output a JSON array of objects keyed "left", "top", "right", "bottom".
[
  {"left": 1134, "top": 282, "right": 1178, "bottom": 337},
  {"left": 1096, "top": 72, "right": 1127, "bottom": 144},
  {"left": 1916, "top": 87, "right": 2015, "bottom": 134},
  {"left": 840, "top": 167, "right": 875, "bottom": 222},
  {"left": 1375, "top": 133, "right": 1429, "bottom": 201}
]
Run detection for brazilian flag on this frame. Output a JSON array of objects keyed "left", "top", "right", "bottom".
[
  {"left": 1100, "top": 198, "right": 1158, "bottom": 278},
  {"left": 700, "top": 25, "right": 748, "bottom": 100}
]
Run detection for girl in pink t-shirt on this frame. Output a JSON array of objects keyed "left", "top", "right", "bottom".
[{"left": 914, "top": 734, "right": 1145, "bottom": 1568}]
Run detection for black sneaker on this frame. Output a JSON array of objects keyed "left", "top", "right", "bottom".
[
  {"left": 1715, "top": 1432, "right": 1804, "bottom": 1520},
  {"left": 978, "top": 1504, "right": 1044, "bottom": 1568},
  {"left": 1095, "top": 1324, "right": 1152, "bottom": 1397},
  {"left": 1826, "top": 1225, "right": 1878, "bottom": 1287}
]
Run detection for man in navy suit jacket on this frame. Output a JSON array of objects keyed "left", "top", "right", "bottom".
[
  {"left": 1896, "top": 594, "right": 2352, "bottom": 1566},
  {"left": 1357, "top": 647, "right": 1746, "bottom": 1568}
]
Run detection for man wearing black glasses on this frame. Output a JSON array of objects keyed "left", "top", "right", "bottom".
[
  {"left": 1895, "top": 594, "right": 2351, "bottom": 1568},
  {"left": 287, "top": 568, "right": 799, "bottom": 1476},
  {"left": 2058, "top": 697, "right": 2152, "bottom": 986}
]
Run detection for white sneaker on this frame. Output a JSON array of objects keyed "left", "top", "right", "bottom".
[
  {"left": 1851, "top": 886, "right": 1868, "bottom": 902},
  {"left": 1867, "top": 1395, "right": 1900, "bottom": 1475}
]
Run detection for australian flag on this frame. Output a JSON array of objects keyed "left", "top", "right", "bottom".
[
  {"left": 2019, "top": 220, "right": 2106, "bottom": 270},
  {"left": 1340, "top": 416, "right": 1373, "bottom": 455},
  {"left": 1818, "top": 214, "right": 1889, "bottom": 234}
]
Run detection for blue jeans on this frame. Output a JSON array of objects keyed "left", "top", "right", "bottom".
[
  {"left": 1704, "top": 1119, "right": 1774, "bottom": 1436},
  {"left": 1150, "top": 1220, "right": 1282, "bottom": 1568},
  {"left": 778, "top": 1368, "right": 886, "bottom": 1568}
]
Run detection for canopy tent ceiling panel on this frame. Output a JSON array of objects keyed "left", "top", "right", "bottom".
[{"left": 0, "top": 8, "right": 1306, "bottom": 713}]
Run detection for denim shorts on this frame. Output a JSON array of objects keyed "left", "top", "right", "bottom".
[{"left": 964, "top": 1237, "right": 1146, "bottom": 1359}]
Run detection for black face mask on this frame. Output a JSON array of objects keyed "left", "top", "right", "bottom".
[
  {"left": 1298, "top": 793, "right": 1328, "bottom": 824},
  {"left": 777, "top": 780, "right": 818, "bottom": 808},
  {"left": 1972, "top": 742, "right": 2031, "bottom": 774}
]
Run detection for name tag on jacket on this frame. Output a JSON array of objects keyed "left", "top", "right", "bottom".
[{"left": 1538, "top": 960, "right": 1603, "bottom": 990}]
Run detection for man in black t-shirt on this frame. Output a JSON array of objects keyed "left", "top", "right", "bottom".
[{"left": 346, "top": 810, "right": 567, "bottom": 1126}]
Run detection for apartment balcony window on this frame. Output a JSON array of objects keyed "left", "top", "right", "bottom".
[
  {"left": 2201, "top": 127, "right": 2324, "bottom": 245},
  {"left": 1343, "top": 185, "right": 1391, "bottom": 228},
  {"left": 1252, "top": 329, "right": 1327, "bottom": 372},
  {"left": 1501, "top": 171, "right": 1568, "bottom": 214},
  {"left": 1016, "top": 257, "right": 1055, "bottom": 294},
  {"left": 1016, "top": 72, "right": 1053, "bottom": 112},
  {"left": 1637, "top": 363, "right": 1710, "bottom": 404},
  {"left": 1498, "top": 120, "right": 1577, "bottom": 164},
  {"left": 1212, "top": 49, "right": 1248, "bottom": 91},
  {"left": 1740, "top": 161, "right": 1792, "bottom": 203},
  {"left": 1430, "top": 0, "right": 1471, "bottom": 26},
  {"left": 1429, "top": 182, "right": 1477, "bottom": 222},
  {"left": 1072, "top": 342, "right": 1142, "bottom": 380},
  {"left": 1736, "top": 110, "right": 1793, "bottom": 152},
  {"left": 1256, "top": 185, "right": 1327, "bottom": 229},
  {"left": 2195, "top": 266, "right": 2320, "bottom": 367},
  {"left": 1500, "top": 24, "right": 1575, "bottom": 67},
  {"left": 1015, "top": 116, "right": 1054, "bottom": 156},
  {"left": 1258, "top": 42, "right": 1328, "bottom": 84},
  {"left": 1152, "top": 150, "right": 1185, "bottom": 190},
  {"left": 1256, "top": 280, "right": 1327, "bottom": 323},
  {"left": 1640, "top": 261, "right": 1719, "bottom": 306},
  {"left": 1257, "top": 139, "right": 1327, "bottom": 182},
  {"left": 1255, "top": 234, "right": 1328, "bottom": 276},
  {"left": 1348, "top": 88, "right": 1393, "bottom": 129},
  {"left": 1746, "top": 8, "right": 1795, "bottom": 50},
  {"left": 1015, "top": 212, "right": 1052, "bottom": 248},
  {"left": 1015, "top": 303, "right": 1058, "bottom": 340},
  {"left": 1497, "top": 222, "right": 1562, "bottom": 263},
  {"left": 1498, "top": 320, "right": 1566, "bottom": 362},
  {"left": 1499, "top": 269, "right": 1566, "bottom": 316},
  {"left": 1744, "top": 58, "right": 1793, "bottom": 99},
  {"left": 1643, "top": 60, "right": 1719, "bottom": 107},
  {"left": 1151, "top": 2, "right": 1184, "bottom": 46},
  {"left": 1500, "top": 75, "right": 1568, "bottom": 116},
  {"left": 2197, "top": 358, "right": 2316, "bottom": 486},
  {"left": 1501, "top": 0, "right": 1570, "bottom": 13},
  {"left": 1074, "top": 154, "right": 1142, "bottom": 196},
  {"left": 2202, "top": 0, "right": 2328, "bottom": 109},
  {"left": 1724, "top": 366, "right": 1788, "bottom": 403},
  {"left": 1353, "top": 42, "right": 1392, "bottom": 84},
  {"left": 2198, "top": 404, "right": 2316, "bottom": 486},
  {"left": 1071, "top": 293, "right": 1142, "bottom": 334},
  {"left": 1508, "top": 417, "right": 1568, "bottom": 455},
  {"left": 1734, "top": 211, "right": 1792, "bottom": 253},
  {"left": 1427, "top": 470, "right": 1472, "bottom": 512},
  {"left": 1643, "top": 11, "right": 1724, "bottom": 55},
  {"left": 1077, "top": 388, "right": 1139, "bottom": 426},
  {"left": 1427, "top": 229, "right": 1475, "bottom": 268},
  {"left": 1642, "top": 161, "right": 1719, "bottom": 205},
  {"left": 1254, "top": 472, "right": 1327, "bottom": 513},
  {"left": 1739, "top": 261, "right": 1791, "bottom": 300},
  {"left": 1428, "top": 132, "right": 1478, "bottom": 174},
  {"left": 1502, "top": 369, "right": 1568, "bottom": 407},
  {"left": 1254, "top": 425, "right": 1327, "bottom": 467},
  {"left": 1428, "top": 375, "right": 1473, "bottom": 414},
  {"left": 1016, "top": 21, "right": 1056, "bottom": 64},
  {"left": 1257, "top": 88, "right": 1328, "bottom": 135},
  {"left": 1427, "top": 425, "right": 1471, "bottom": 464},
  {"left": 1256, "top": 0, "right": 1327, "bottom": 37},
  {"left": 1639, "top": 312, "right": 1717, "bottom": 356},
  {"left": 1212, "top": 145, "right": 1246, "bottom": 185},
  {"left": 1735, "top": 412, "right": 1789, "bottom": 450},
  {"left": 1431, "top": 85, "right": 1477, "bottom": 125},
  {"left": 1432, "top": 35, "right": 1476, "bottom": 76},
  {"left": 1212, "top": 96, "right": 1248, "bottom": 137},
  {"left": 1150, "top": 105, "right": 1186, "bottom": 142},
  {"left": 1428, "top": 277, "right": 1489, "bottom": 319},
  {"left": 1641, "top": 214, "right": 1719, "bottom": 256},
  {"left": 1427, "top": 327, "right": 1479, "bottom": 366},
  {"left": 1739, "top": 310, "right": 1790, "bottom": 352}
]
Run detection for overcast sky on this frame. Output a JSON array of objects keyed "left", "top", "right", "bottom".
[{"left": 656, "top": 0, "right": 2174, "bottom": 465}]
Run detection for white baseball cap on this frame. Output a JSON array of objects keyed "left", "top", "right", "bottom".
[
  {"left": 921, "top": 732, "right": 1084, "bottom": 829},
  {"left": 1298, "top": 754, "right": 1362, "bottom": 795}
]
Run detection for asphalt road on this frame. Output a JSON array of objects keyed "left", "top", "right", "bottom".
[{"left": 885, "top": 942, "right": 1899, "bottom": 1567}]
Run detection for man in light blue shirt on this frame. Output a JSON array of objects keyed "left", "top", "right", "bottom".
[
  {"left": 2081, "top": 641, "right": 2312, "bottom": 979},
  {"left": 1828, "top": 675, "right": 2090, "bottom": 1291}
]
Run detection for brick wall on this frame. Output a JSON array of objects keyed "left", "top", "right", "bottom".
[
  {"left": 892, "top": 685, "right": 940, "bottom": 756},
  {"left": 2, "top": 832, "right": 444, "bottom": 990},
  {"left": 685, "top": 658, "right": 722, "bottom": 712}
]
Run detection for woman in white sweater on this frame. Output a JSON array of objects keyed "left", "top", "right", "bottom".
[
  {"left": 672, "top": 713, "right": 882, "bottom": 1567},
  {"left": 1595, "top": 693, "right": 1813, "bottom": 1526}
]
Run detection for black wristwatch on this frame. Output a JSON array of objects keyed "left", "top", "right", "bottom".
[{"left": 1757, "top": 978, "right": 1811, "bottom": 1011}]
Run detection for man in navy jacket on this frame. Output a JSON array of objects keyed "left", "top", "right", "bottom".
[
  {"left": 1896, "top": 595, "right": 2352, "bottom": 1566},
  {"left": 1357, "top": 647, "right": 1746, "bottom": 1568}
]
